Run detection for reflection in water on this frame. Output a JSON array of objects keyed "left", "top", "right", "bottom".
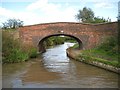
[
  {"left": 42, "top": 43, "right": 75, "bottom": 73},
  {"left": 3, "top": 42, "right": 118, "bottom": 88}
]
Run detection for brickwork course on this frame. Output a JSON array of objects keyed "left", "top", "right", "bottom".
[{"left": 19, "top": 22, "right": 118, "bottom": 52}]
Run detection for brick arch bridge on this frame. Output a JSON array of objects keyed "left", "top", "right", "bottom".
[{"left": 19, "top": 22, "right": 118, "bottom": 52}]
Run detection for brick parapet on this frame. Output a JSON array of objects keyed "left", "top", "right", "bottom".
[{"left": 18, "top": 22, "right": 118, "bottom": 51}]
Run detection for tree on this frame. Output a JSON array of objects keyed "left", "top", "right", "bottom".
[
  {"left": 75, "top": 7, "right": 94, "bottom": 23},
  {"left": 91, "top": 17, "right": 111, "bottom": 23},
  {"left": 2, "top": 19, "right": 24, "bottom": 29},
  {"left": 75, "top": 7, "right": 111, "bottom": 23}
]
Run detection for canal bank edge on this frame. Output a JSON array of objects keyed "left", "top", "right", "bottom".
[{"left": 66, "top": 48, "right": 120, "bottom": 74}]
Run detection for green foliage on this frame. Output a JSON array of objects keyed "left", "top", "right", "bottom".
[
  {"left": 4, "top": 49, "right": 29, "bottom": 63},
  {"left": 2, "top": 30, "right": 38, "bottom": 63},
  {"left": 2, "top": 18, "right": 23, "bottom": 29},
  {"left": 75, "top": 7, "right": 94, "bottom": 23},
  {"left": 97, "top": 36, "right": 118, "bottom": 54},
  {"left": 91, "top": 17, "right": 111, "bottom": 23},
  {"left": 52, "top": 36, "right": 65, "bottom": 45},
  {"left": 71, "top": 44, "right": 79, "bottom": 49},
  {"left": 43, "top": 36, "right": 64, "bottom": 47},
  {"left": 64, "top": 36, "right": 77, "bottom": 43},
  {"left": 78, "top": 54, "right": 120, "bottom": 68},
  {"left": 28, "top": 48, "right": 38, "bottom": 58},
  {"left": 2, "top": 31, "right": 28, "bottom": 63},
  {"left": 83, "top": 36, "right": 118, "bottom": 61},
  {"left": 44, "top": 36, "right": 77, "bottom": 47},
  {"left": 75, "top": 7, "right": 111, "bottom": 23},
  {"left": 71, "top": 36, "right": 119, "bottom": 67},
  {"left": 2, "top": 31, "right": 19, "bottom": 55}
]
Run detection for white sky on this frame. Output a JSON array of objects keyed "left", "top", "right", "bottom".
[{"left": 0, "top": 0, "right": 119, "bottom": 26}]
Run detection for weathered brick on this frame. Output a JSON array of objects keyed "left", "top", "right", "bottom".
[{"left": 18, "top": 22, "right": 118, "bottom": 51}]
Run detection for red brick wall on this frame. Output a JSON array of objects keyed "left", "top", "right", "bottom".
[{"left": 19, "top": 22, "right": 118, "bottom": 51}]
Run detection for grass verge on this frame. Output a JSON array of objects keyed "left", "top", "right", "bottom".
[{"left": 71, "top": 36, "right": 119, "bottom": 68}]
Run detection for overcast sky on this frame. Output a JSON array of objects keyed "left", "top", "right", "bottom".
[{"left": 0, "top": 0, "right": 119, "bottom": 26}]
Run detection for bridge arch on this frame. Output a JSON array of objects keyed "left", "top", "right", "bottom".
[
  {"left": 38, "top": 34, "right": 83, "bottom": 52},
  {"left": 19, "top": 22, "right": 118, "bottom": 52}
]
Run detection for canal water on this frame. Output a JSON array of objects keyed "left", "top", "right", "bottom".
[{"left": 3, "top": 42, "right": 118, "bottom": 88}]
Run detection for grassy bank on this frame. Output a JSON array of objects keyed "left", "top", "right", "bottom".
[
  {"left": 71, "top": 36, "right": 119, "bottom": 68},
  {"left": 2, "top": 29, "right": 38, "bottom": 63}
]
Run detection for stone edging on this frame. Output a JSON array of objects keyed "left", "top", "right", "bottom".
[{"left": 66, "top": 48, "right": 120, "bottom": 74}]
